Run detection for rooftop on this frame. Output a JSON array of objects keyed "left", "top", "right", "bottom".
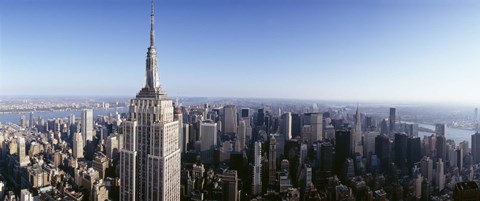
[{"left": 455, "top": 181, "right": 479, "bottom": 191}]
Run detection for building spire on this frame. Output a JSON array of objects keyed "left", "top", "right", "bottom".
[
  {"left": 137, "top": 0, "right": 163, "bottom": 97},
  {"left": 150, "top": 0, "right": 155, "bottom": 47}
]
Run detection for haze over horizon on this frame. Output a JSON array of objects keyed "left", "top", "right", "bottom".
[{"left": 1, "top": 0, "right": 480, "bottom": 105}]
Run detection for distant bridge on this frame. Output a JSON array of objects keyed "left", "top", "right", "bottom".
[{"left": 418, "top": 127, "right": 435, "bottom": 133}]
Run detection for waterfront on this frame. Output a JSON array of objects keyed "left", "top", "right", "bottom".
[
  {"left": 416, "top": 122, "right": 476, "bottom": 145},
  {"left": 0, "top": 107, "right": 127, "bottom": 124}
]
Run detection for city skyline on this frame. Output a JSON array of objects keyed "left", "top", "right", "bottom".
[
  {"left": 2, "top": 1, "right": 480, "bottom": 199},
  {"left": 2, "top": 0, "right": 480, "bottom": 104}
]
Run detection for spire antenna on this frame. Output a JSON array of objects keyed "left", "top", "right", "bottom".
[{"left": 150, "top": 0, "right": 155, "bottom": 47}]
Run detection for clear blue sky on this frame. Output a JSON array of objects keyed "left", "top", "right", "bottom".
[{"left": 1, "top": 0, "right": 480, "bottom": 104}]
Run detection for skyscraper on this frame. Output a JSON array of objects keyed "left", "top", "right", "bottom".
[
  {"left": 222, "top": 105, "right": 237, "bottom": 134},
  {"left": 421, "top": 156, "right": 433, "bottom": 183},
  {"left": 18, "top": 137, "right": 29, "bottom": 167},
  {"left": 220, "top": 170, "right": 239, "bottom": 201},
  {"left": 174, "top": 107, "right": 184, "bottom": 154},
  {"left": 453, "top": 181, "right": 480, "bottom": 201},
  {"left": 435, "top": 124, "right": 447, "bottom": 138},
  {"left": 335, "top": 130, "right": 352, "bottom": 173},
  {"left": 407, "top": 137, "right": 421, "bottom": 170},
  {"left": 20, "top": 189, "right": 34, "bottom": 201},
  {"left": 200, "top": 121, "right": 217, "bottom": 165},
  {"left": 394, "top": 133, "right": 407, "bottom": 170},
  {"left": 320, "top": 142, "right": 333, "bottom": 172},
  {"left": 240, "top": 108, "right": 252, "bottom": 145},
  {"left": 354, "top": 106, "right": 363, "bottom": 154},
  {"left": 302, "top": 113, "right": 323, "bottom": 143},
  {"left": 282, "top": 112, "right": 292, "bottom": 140},
  {"left": 252, "top": 141, "right": 262, "bottom": 195},
  {"left": 82, "top": 109, "right": 93, "bottom": 145},
  {"left": 435, "top": 159, "right": 445, "bottom": 191},
  {"left": 472, "top": 132, "right": 480, "bottom": 164},
  {"left": 119, "top": 1, "right": 181, "bottom": 200},
  {"left": 19, "top": 115, "right": 27, "bottom": 128},
  {"left": 29, "top": 112, "right": 34, "bottom": 129},
  {"left": 73, "top": 132, "right": 84, "bottom": 159},
  {"left": 475, "top": 108, "right": 478, "bottom": 122},
  {"left": 456, "top": 149, "right": 463, "bottom": 171},
  {"left": 268, "top": 136, "right": 277, "bottom": 185},
  {"left": 237, "top": 120, "right": 246, "bottom": 152},
  {"left": 375, "top": 134, "right": 391, "bottom": 172},
  {"left": 436, "top": 135, "right": 446, "bottom": 161},
  {"left": 389, "top": 108, "right": 396, "bottom": 132}
]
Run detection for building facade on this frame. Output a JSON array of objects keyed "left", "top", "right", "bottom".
[{"left": 119, "top": 1, "right": 181, "bottom": 200}]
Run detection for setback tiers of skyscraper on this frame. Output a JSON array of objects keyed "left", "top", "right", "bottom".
[{"left": 119, "top": 0, "right": 181, "bottom": 200}]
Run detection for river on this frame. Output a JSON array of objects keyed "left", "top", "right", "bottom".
[
  {"left": 0, "top": 107, "right": 128, "bottom": 124},
  {"left": 413, "top": 122, "right": 477, "bottom": 145}
]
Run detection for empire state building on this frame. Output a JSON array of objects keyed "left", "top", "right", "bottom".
[{"left": 119, "top": 0, "right": 181, "bottom": 200}]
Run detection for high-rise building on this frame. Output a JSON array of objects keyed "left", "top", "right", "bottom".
[
  {"left": 435, "top": 124, "right": 447, "bottom": 138},
  {"left": 421, "top": 156, "right": 433, "bottom": 183},
  {"left": 407, "top": 137, "right": 421, "bottom": 170},
  {"left": 394, "top": 133, "right": 407, "bottom": 170},
  {"left": 354, "top": 106, "right": 363, "bottom": 154},
  {"left": 29, "top": 112, "right": 34, "bottom": 129},
  {"left": 471, "top": 132, "right": 480, "bottom": 164},
  {"left": 81, "top": 109, "right": 93, "bottom": 145},
  {"left": 414, "top": 174, "right": 423, "bottom": 199},
  {"left": 453, "top": 181, "right": 480, "bottom": 201},
  {"left": 106, "top": 134, "right": 118, "bottom": 160},
  {"left": 18, "top": 136, "right": 29, "bottom": 167},
  {"left": 256, "top": 108, "right": 265, "bottom": 126},
  {"left": 363, "top": 131, "right": 380, "bottom": 156},
  {"left": 174, "top": 106, "right": 184, "bottom": 154},
  {"left": 182, "top": 123, "right": 190, "bottom": 153},
  {"left": 435, "top": 159, "right": 445, "bottom": 191},
  {"left": 219, "top": 170, "right": 239, "bottom": 201},
  {"left": 20, "top": 189, "right": 34, "bottom": 201},
  {"left": 475, "top": 108, "right": 478, "bottom": 122},
  {"left": 320, "top": 142, "right": 333, "bottom": 172},
  {"left": 93, "top": 180, "right": 109, "bottom": 201},
  {"left": 19, "top": 115, "right": 27, "bottom": 128},
  {"left": 68, "top": 114, "right": 75, "bottom": 126},
  {"left": 92, "top": 152, "right": 109, "bottom": 178},
  {"left": 282, "top": 112, "right": 292, "bottom": 140},
  {"left": 241, "top": 108, "right": 250, "bottom": 118},
  {"left": 73, "top": 132, "right": 84, "bottom": 159},
  {"left": 291, "top": 113, "right": 301, "bottom": 138},
  {"left": 240, "top": 108, "right": 252, "bottom": 145},
  {"left": 119, "top": 1, "right": 181, "bottom": 200},
  {"left": 67, "top": 114, "right": 75, "bottom": 135},
  {"left": 300, "top": 143, "right": 308, "bottom": 165},
  {"left": 304, "top": 164, "right": 313, "bottom": 191},
  {"left": 302, "top": 113, "right": 323, "bottom": 143},
  {"left": 380, "top": 119, "right": 389, "bottom": 135},
  {"left": 222, "top": 105, "right": 237, "bottom": 134},
  {"left": 252, "top": 141, "right": 262, "bottom": 195},
  {"left": 456, "top": 149, "right": 464, "bottom": 171},
  {"left": 436, "top": 135, "right": 446, "bottom": 161},
  {"left": 375, "top": 134, "right": 391, "bottom": 172},
  {"left": 406, "top": 123, "right": 419, "bottom": 137},
  {"left": 200, "top": 121, "right": 217, "bottom": 165},
  {"left": 236, "top": 120, "right": 246, "bottom": 152},
  {"left": 269, "top": 136, "right": 277, "bottom": 185},
  {"left": 335, "top": 130, "right": 352, "bottom": 173},
  {"left": 389, "top": 108, "right": 396, "bottom": 132},
  {"left": 0, "top": 181, "right": 4, "bottom": 200},
  {"left": 459, "top": 141, "right": 469, "bottom": 159}
]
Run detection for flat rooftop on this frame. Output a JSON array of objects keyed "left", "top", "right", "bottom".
[{"left": 455, "top": 181, "right": 479, "bottom": 191}]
